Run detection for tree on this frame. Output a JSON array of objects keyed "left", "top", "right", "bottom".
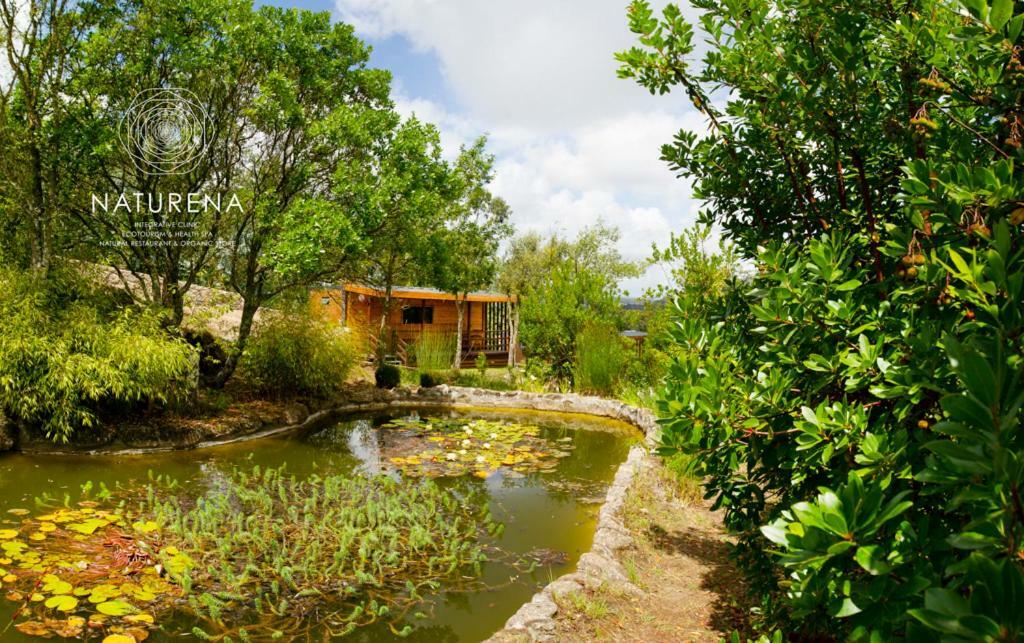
[
  {"left": 515, "top": 224, "right": 639, "bottom": 379},
  {"left": 620, "top": 0, "right": 1024, "bottom": 639},
  {"left": 206, "top": 6, "right": 392, "bottom": 386},
  {"left": 426, "top": 138, "right": 511, "bottom": 369},
  {"left": 497, "top": 232, "right": 547, "bottom": 367},
  {"left": 341, "top": 117, "right": 454, "bottom": 358},
  {"left": 0, "top": 0, "right": 88, "bottom": 273}
]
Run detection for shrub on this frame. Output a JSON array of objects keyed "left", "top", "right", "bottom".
[
  {"left": 622, "top": 1, "right": 1024, "bottom": 639},
  {"left": 374, "top": 364, "right": 401, "bottom": 389},
  {"left": 475, "top": 351, "right": 487, "bottom": 376},
  {"left": 0, "top": 268, "right": 196, "bottom": 442},
  {"left": 242, "top": 314, "right": 358, "bottom": 397},
  {"left": 413, "top": 330, "right": 457, "bottom": 372},
  {"left": 419, "top": 371, "right": 440, "bottom": 388},
  {"left": 572, "top": 322, "right": 628, "bottom": 395}
]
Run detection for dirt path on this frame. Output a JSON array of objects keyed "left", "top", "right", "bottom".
[{"left": 548, "top": 460, "right": 752, "bottom": 642}]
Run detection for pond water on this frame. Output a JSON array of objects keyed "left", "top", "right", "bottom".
[{"left": 0, "top": 407, "right": 636, "bottom": 642}]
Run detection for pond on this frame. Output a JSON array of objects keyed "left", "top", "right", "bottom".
[{"left": 0, "top": 407, "right": 636, "bottom": 642}]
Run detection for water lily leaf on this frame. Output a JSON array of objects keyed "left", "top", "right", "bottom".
[
  {"left": 29, "top": 532, "right": 46, "bottom": 541},
  {"left": 131, "top": 520, "right": 160, "bottom": 534},
  {"left": 45, "top": 594, "right": 79, "bottom": 611},
  {"left": 102, "top": 635, "right": 137, "bottom": 643},
  {"left": 66, "top": 518, "right": 108, "bottom": 535},
  {"left": 0, "top": 529, "right": 18, "bottom": 539},
  {"left": 30, "top": 592, "right": 45, "bottom": 602},
  {"left": 38, "top": 523, "right": 56, "bottom": 532},
  {"left": 96, "top": 599, "right": 136, "bottom": 616},
  {"left": 124, "top": 613, "right": 155, "bottom": 624},
  {"left": 6, "top": 509, "right": 29, "bottom": 516}
]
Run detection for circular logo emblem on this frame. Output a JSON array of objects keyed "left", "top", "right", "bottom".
[{"left": 118, "top": 88, "right": 211, "bottom": 176}]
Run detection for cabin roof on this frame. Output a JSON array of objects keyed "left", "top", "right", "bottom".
[{"left": 323, "top": 283, "right": 515, "bottom": 303}]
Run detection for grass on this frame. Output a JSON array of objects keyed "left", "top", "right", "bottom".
[{"left": 558, "top": 590, "right": 610, "bottom": 620}]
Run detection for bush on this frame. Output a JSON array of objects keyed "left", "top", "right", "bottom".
[
  {"left": 572, "top": 322, "right": 628, "bottom": 395},
  {"left": 374, "top": 364, "right": 401, "bottom": 389},
  {"left": 413, "top": 330, "right": 457, "bottom": 372},
  {"left": 0, "top": 268, "right": 197, "bottom": 442},
  {"left": 622, "top": 1, "right": 1024, "bottom": 639},
  {"left": 419, "top": 371, "right": 441, "bottom": 388},
  {"left": 242, "top": 314, "right": 358, "bottom": 397}
]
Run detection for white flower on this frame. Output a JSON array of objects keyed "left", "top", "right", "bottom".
[
  {"left": 459, "top": 449, "right": 467, "bottom": 455},
  {"left": 465, "top": 428, "right": 473, "bottom": 436},
  {"left": 483, "top": 442, "right": 491, "bottom": 449},
  {"left": 462, "top": 425, "right": 469, "bottom": 430},
  {"left": 462, "top": 439, "right": 471, "bottom": 447},
  {"left": 475, "top": 456, "right": 485, "bottom": 464},
  {"left": 490, "top": 433, "right": 497, "bottom": 439},
  {"left": 445, "top": 452, "right": 457, "bottom": 461}
]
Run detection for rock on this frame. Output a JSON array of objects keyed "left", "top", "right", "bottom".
[
  {"left": 544, "top": 575, "right": 583, "bottom": 599},
  {"left": 283, "top": 403, "right": 309, "bottom": 425}
]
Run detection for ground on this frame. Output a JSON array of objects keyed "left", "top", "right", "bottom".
[{"left": 548, "top": 460, "right": 752, "bottom": 643}]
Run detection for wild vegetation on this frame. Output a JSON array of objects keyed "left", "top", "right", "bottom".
[
  {"left": 620, "top": 0, "right": 1024, "bottom": 639},
  {"left": 0, "top": 466, "right": 497, "bottom": 640},
  {"left": 0, "top": 0, "right": 508, "bottom": 441}
]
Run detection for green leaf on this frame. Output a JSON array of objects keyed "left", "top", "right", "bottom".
[{"left": 989, "top": 0, "right": 1013, "bottom": 29}]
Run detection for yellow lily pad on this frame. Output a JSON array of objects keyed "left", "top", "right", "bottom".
[
  {"left": 44, "top": 594, "right": 79, "bottom": 611},
  {"left": 66, "top": 518, "right": 108, "bottom": 535},
  {"left": 96, "top": 599, "right": 135, "bottom": 616},
  {"left": 0, "top": 529, "right": 18, "bottom": 540}
]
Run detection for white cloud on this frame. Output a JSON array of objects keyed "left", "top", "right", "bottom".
[{"left": 340, "top": 1, "right": 709, "bottom": 290}]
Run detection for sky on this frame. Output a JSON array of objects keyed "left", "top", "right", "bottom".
[
  {"left": 3, "top": 0, "right": 709, "bottom": 293},
  {"left": 320, "top": 0, "right": 709, "bottom": 294}
]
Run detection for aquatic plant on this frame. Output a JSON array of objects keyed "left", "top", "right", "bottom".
[
  {"left": 413, "top": 330, "right": 457, "bottom": 373},
  {"left": 0, "top": 467, "right": 498, "bottom": 640},
  {"left": 138, "top": 467, "right": 496, "bottom": 639},
  {"left": 381, "top": 417, "right": 574, "bottom": 479},
  {"left": 0, "top": 502, "right": 179, "bottom": 641}
]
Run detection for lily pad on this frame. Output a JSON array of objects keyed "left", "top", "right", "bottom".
[
  {"left": 96, "top": 599, "right": 136, "bottom": 616},
  {"left": 44, "top": 594, "right": 79, "bottom": 611}
]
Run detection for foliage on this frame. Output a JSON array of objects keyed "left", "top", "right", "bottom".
[
  {"left": 573, "top": 323, "right": 628, "bottom": 396},
  {"left": 0, "top": 502, "right": 180, "bottom": 641},
  {"left": 0, "top": 467, "right": 497, "bottom": 640},
  {"left": 0, "top": 268, "right": 196, "bottom": 442},
  {"left": 380, "top": 416, "right": 574, "bottom": 479},
  {"left": 413, "top": 330, "right": 457, "bottom": 372},
  {"left": 374, "top": 364, "right": 401, "bottom": 389},
  {"left": 620, "top": 0, "right": 1024, "bottom": 639},
  {"left": 515, "top": 225, "right": 639, "bottom": 379},
  {"left": 143, "top": 466, "right": 495, "bottom": 639},
  {"left": 418, "top": 371, "right": 440, "bottom": 388},
  {"left": 241, "top": 313, "right": 359, "bottom": 398}
]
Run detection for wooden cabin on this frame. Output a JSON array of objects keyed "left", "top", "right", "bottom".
[{"left": 309, "top": 283, "right": 522, "bottom": 366}]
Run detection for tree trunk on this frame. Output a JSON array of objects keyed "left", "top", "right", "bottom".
[
  {"left": 507, "top": 301, "right": 519, "bottom": 368},
  {"left": 453, "top": 298, "right": 464, "bottom": 370},
  {"left": 209, "top": 294, "right": 259, "bottom": 388},
  {"left": 28, "top": 143, "right": 49, "bottom": 274},
  {"left": 377, "top": 284, "right": 393, "bottom": 361}
]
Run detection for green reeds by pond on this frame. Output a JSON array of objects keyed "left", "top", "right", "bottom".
[
  {"left": 413, "top": 331, "right": 457, "bottom": 373},
  {"left": 139, "top": 466, "right": 497, "bottom": 640}
]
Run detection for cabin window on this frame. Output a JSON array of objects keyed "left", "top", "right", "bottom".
[
  {"left": 402, "top": 306, "right": 433, "bottom": 325},
  {"left": 320, "top": 296, "right": 330, "bottom": 306}
]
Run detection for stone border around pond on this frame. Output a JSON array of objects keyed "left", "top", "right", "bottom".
[{"left": 4, "top": 384, "right": 658, "bottom": 642}]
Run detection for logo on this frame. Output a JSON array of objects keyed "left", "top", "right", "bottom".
[{"left": 118, "top": 88, "right": 211, "bottom": 175}]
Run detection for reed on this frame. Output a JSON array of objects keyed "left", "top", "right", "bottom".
[{"left": 413, "top": 330, "right": 457, "bottom": 373}]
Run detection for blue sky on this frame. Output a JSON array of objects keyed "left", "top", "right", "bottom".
[{"left": 257, "top": 0, "right": 705, "bottom": 293}]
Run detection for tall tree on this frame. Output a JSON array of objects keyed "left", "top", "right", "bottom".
[
  {"left": 0, "top": 0, "right": 87, "bottom": 273},
  {"left": 341, "top": 117, "right": 454, "bottom": 356},
  {"left": 496, "top": 232, "right": 547, "bottom": 367},
  {"left": 427, "top": 138, "right": 511, "bottom": 369}
]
